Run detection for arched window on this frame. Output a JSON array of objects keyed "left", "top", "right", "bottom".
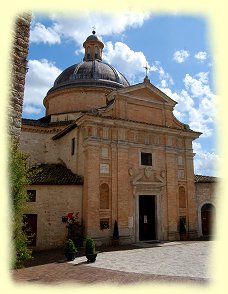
[
  {"left": 95, "top": 46, "right": 98, "bottom": 59},
  {"left": 100, "top": 183, "right": 109, "bottom": 209},
  {"left": 179, "top": 186, "right": 186, "bottom": 208}
]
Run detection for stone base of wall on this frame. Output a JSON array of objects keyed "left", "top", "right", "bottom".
[
  {"left": 168, "top": 231, "right": 179, "bottom": 241},
  {"left": 92, "top": 234, "right": 134, "bottom": 247},
  {"left": 188, "top": 230, "right": 198, "bottom": 240},
  {"left": 119, "top": 235, "right": 135, "bottom": 245}
]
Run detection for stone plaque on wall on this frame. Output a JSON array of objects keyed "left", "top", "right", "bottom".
[
  {"left": 100, "top": 163, "right": 109, "bottom": 174},
  {"left": 101, "top": 147, "right": 108, "bottom": 158},
  {"left": 178, "top": 170, "right": 185, "bottom": 179},
  {"left": 128, "top": 216, "right": 133, "bottom": 228},
  {"left": 177, "top": 155, "right": 183, "bottom": 165}
]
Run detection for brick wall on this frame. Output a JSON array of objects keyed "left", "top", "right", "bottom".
[{"left": 44, "top": 88, "right": 108, "bottom": 115}]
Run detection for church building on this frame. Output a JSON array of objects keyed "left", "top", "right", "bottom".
[{"left": 20, "top": 31, "right": 215, "bottom": 250}]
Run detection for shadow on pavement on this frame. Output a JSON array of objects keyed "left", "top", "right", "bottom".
[{"left": 23, "top": 244, "right": 141, "bottom": 268}]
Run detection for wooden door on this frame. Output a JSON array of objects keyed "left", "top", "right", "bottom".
[
  {"left": 201, "top": 210, "right": 212, "bottom": 236},
  {"left": 201, "top": 204, "right": 214, "bottom": 236},
  {"left": 23, "top": 214, "right": 37, "bottom": 246},
  {"left": 139, "top": 195, "right": 156, "bottom": 240}
]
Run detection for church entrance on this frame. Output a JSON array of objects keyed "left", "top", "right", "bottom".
[{"left": 139, "top": 195, "right": 156, "bottom": 240}]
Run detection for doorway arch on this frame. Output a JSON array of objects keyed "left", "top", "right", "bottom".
[{"left": 201, "top": 203, "right": 215, "bottom": 236}]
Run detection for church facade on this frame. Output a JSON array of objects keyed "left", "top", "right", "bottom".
[{"left": 20, "top": 31, "right": 215, "bottom": 250}]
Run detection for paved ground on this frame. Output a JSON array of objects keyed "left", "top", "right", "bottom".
[{"left": 11, "top": 241, "right": 212, "bottom": 285}]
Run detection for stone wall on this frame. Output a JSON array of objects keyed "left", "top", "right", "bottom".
[
  {"left": 25, "top": 184, "right": 83, "bottom": 250},
  {"left": 9, "top": 13, "right": 31, "bottom": 142},
  {"left": 195, "top": 182, "right": 217, "bottom": 207},
  {"left": 195, "top": 181, "right": 217, "bottom": 237}
]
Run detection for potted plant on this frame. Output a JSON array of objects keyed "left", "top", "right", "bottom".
[
  {"left": 112, "top": 220, "right": 119, "bottom": 246},
  {"left": 64, "top": 239, "right": 77, "bottom": 261},
  {"left": 85, "top": 238, "right": 97, "bottom": 262}
]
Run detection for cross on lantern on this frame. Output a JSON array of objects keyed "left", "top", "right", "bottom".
[
  {"left": 144, "top": 64, "right": 149, "bottom": 77},
  {"left": 92, "top": 27, "right": 96, "bottom": 34}
]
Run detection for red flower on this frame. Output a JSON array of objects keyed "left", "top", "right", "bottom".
[
  {"left": 67, "top": 212, "right": 74, "bottom": 219},
  {"left": 66, "top": 212, "right": 80, "bottom": 225}
]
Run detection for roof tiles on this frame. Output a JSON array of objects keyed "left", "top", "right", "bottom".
[
  {"left": 194, "top": 174, "right": 217, "bottom": 183},
  {"left": 29, "top": 164, "right": 83, "bottom": 185}
]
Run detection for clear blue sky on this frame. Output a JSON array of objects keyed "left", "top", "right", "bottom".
[{"left": 23, "top": 12, "right": 217, "bottom": 176}]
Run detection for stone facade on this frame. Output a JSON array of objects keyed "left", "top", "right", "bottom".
[
  {"left": 9, "top": 13, "right": 31, "bottom": 142},
  {"left": 74, "top": 85, "right": 200, "bottom": 243}
]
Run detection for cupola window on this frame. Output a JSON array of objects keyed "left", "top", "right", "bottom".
[{"left": 95, "top": 46, "right": 98, "bottom": 59}]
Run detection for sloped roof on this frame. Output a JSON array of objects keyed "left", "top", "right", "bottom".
[
  {"left": 22, "top": 118, "right": 73, "bottom": 128},
  {"left": 52, "top": 122, "right": 77, "bottom": 140},
  {"left": 194, "top": 174, "right": 217, "bottom": 183},
  {"left": 28, "top": 164, "right": 83, "bottom": 185}
]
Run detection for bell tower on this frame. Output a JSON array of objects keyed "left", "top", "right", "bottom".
[{"left": 83, "top": 30, "right": 104, "bottom": 61}]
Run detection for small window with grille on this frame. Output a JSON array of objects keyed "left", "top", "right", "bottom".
[
  {"left": 141, "top": 152, "right": 152, "bottom": 166},
  {"left": 26, "top": 190, "right": 36, "bottom": 202},
  {"left": 100, "top": 218, "right": 109, "bottom": 230}
]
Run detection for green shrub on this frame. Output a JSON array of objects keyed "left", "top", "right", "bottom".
[
  {"left": 85, "top": 238, "right": 96, "bottom": 254},
  {"left": 10, "top": 143, "right": 32, "bottom": 268},
  {"left": 64, "top": 239, "right": 77, "bottom": 253}
]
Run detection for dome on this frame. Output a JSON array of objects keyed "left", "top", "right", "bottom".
[
  {"left": 47, "top": 31, "right": 130, "bottom": 95},
  {"left": 86, "top": 34, "right": 99, "bottom": 41},
  {"left": 48, "top": 60, "right": 130, "bottom": 94},
  {"left": 44, "top": 31, "right": 130, "bottom": 116}
]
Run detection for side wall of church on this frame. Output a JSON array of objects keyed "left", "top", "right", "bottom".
[
  {"left": 24, "top": 184, "right": 82, "bottom": 250},
  {"left": 20, "top": 131, "right": 50, "bottom": 165},
  {"left": 20, "top": 128, "right": 79, "bottom": 174},
  {"left": 52, "top": 129, "right": 78, "bottom": 174}
]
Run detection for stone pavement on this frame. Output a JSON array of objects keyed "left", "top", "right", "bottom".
[{"left": 12, "top": 241, "right": 212, "bottom": 285}]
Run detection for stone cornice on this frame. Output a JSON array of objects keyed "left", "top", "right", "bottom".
[{"left": 75, "top": 113, "right": 201, "bottom": 139}]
